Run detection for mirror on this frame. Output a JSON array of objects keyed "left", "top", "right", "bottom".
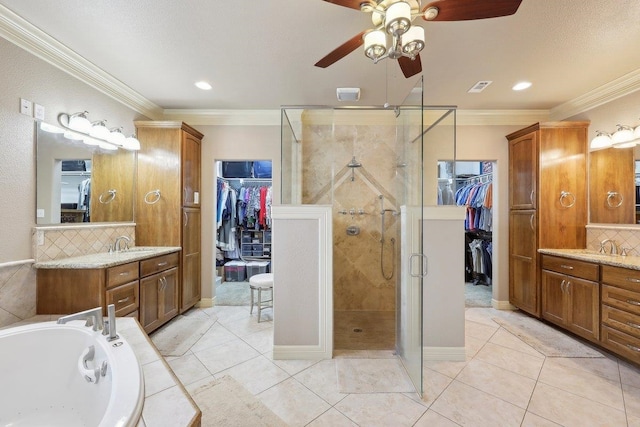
[
  {"left": 36, "top": 122, "right": 136, "bottom": 224},
  {"left": 589, "top": 146, "right": 638, "bottom": 224}
]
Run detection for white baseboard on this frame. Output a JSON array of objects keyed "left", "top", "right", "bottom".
[
  {"left": 273, "top": 345, "right": 332, "bottom": 360},
  {"left": 196, "top": 298, "right": 214, "bottom": 308},
  {"left": 423, "top": 346, "right": 466, "bottom": 361},
  {"left": 492, "top": 299, "right": 516, "bottom": 310}
]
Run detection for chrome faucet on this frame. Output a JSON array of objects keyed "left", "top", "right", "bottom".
[
  {"left": 111, "top": 235, "right": 131, "bottom": 253},
  {"left": 599, "top": 239, "right": 618, "bottom": 255},
  {"left": 102, "top": 304, "right": 119, "bottom": 341},
  {"left": 57, "top": 306, "right": 104, "bottom": 332}
]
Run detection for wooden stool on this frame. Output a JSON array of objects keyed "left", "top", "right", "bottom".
[{"left": 249, "top": 273, "right": 273, "bottom": 322}]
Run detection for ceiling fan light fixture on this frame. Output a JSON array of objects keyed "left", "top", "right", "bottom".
[
  {"left": 401, "top": 25, "right": 425, "bottom": 56},
  {"left": 423, "top": 6, "right": 439, "bottom": 21},
  {"left": 364, "top": 30, "right": 387, "bottom": 61},
  {"left": 384, "top": 1, "right": 411, "bottom": 36}
]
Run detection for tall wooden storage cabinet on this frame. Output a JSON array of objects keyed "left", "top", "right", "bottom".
[
  {"left": 507, "top": 121, "right": 589, "bottom": 317},
  {"left": 135, "top": 121, "right": 204, "bottom": 314}
]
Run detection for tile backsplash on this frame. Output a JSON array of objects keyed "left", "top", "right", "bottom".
[
  {"left": 586, "top": 224, "right": 640, "bottom": 256},
  {"left": 0, "top": 261, "right": 36, "bottom": 328}
]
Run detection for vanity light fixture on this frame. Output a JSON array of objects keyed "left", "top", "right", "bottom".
[
  {"left": 612, "top": 124, "right": 636, "bottom": 148},
  {"left": 590, "top": 131, "right": 613, "bottom": 150},
  {"left": 58, "top": 112, "right": 140, "bottom": 151}
]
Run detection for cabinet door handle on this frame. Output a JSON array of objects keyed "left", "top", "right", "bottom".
[
  {"left": 119, "top": 272, "right": 130, "bottom": 276},
  {"left": 157, "top": 261, "right": 168, "bottom": 267},
  {"left": 530, "top": 190, "right": 535, "bottom": 206},
  {"left": 158, "top": 277, "right": 166, "bottom": 291},
  {"left": 626, "top": 344, "right": 640, "bottom": 353},
  {"left": 626, "top": 321, "right": 640, "bottom": 330},
  {"left": 560, "top": 264, "right": 574, "bottom": 270},
  {"left": 626, "top": 299, "right": 640, "bottom": 306},
  {"left": 606, "top": 191, "right": 623, "bottom": 208},
  {"left": 529, "top": 214, "right": 535, "bottom": 231},
  {"left": 184, "top": 212, "right": 189, "bottom": 227},
  {"left": 566, "top": 281, "right": 571, "bottom": 293},
  {"left": 560, "top": 279, "right": 565, "bottom": 293},
  {"left": 117, "top": 297, "right": 130, "bottom": 304},
  {"left": 626, "top": 277, "right": 640, "bottom": 284},
  {"left": 559, "top": 191, "right": 576, "bottom": 208}
]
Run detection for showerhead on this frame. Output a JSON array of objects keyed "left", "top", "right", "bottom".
[{"left": 347, "top": 156, "right": 362, "bottom": 168}]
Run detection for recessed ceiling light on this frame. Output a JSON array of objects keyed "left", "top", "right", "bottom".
[
  {"left": 512, "top": 81, "right": 532, "bottom": 91},
  {"left": 195, "top": 81, "right": 212, "bottom": 90}
]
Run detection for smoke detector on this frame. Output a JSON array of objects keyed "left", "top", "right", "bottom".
[
  {"left": 337, "top": 87, "right": 361, "bottom": 101},
  {"left": 467, "top": 81, "right": 493, "bottom": 93}
]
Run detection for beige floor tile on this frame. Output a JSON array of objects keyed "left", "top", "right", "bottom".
[
  {"left": 489, "top": 328, "right": 544, "bottom": 358},
  {"left": 623, "top": 382, "right": 640, "bottom": 419},
  {"left": 474, "top": 342, "right": 544, "bottom": 379},
  {"left": 417, "top": 367, "right": 455, "bottom": 407},
  {"left": 336, "top": 358, "right": 415, "bottom": 393},
  {"left": 188, "top": 322, "right": 237, "bottom": 353},
  {"left": 542, "top": 354, "right": 620, "bottom": 382},
  {"left": 335, "top": 393, "right": 427, "bottom": 426},
  {"left": 429, "top": 380, "right": 525, "bottom": 427},
  {"left": 464, "top": 307, "right": 502, "bottom": 328},
  {"left": 456, "top": 359, "right": 536, "bottom": 408},
  {"left": 538, "top": 358, "right": 624, "bottom": 410},
  {"left": 167, "top": 353, "right": 212, "bottom": 386},
  {"left": 208, "top": 305, "right": 249, "bottom": 324},
  {"left": 620, "top": 361, "right": 640, "bottom": 388},
  {"left": 306, "top": 408, "right": 358, "bottom": 427},
  {"left": 193, "top": 338, "right": 259, "bottom": 375},
  {"left": 629, "top": 414, "right": 640, "bottom": 427},
  {"left": 465, "top": 319, "right": 498, "bottom": 343},
  {"left": 141, "top": 385, "right": 198, "bottom": 427},
  {"left": 367, "top": 349, "right": 397, "bottom": 358},
  {"left": 414, "top": 409, "right": 461, "bottom": 426},
  {"left": 142, "top": 359, "right": 179, "bottom": 397},
  {"left": 241, "top": 327, "right": 273, "bottom": 354},
  {"left": 267, "top": 352, "right": 321, "bottom": 375},
  {"left": 294, "top": 359, "right": 347, "bottom": 405},
  {"left": 218, "top": 312, "right": 272, "bottom": 337},
  {"left": 216, "top": 354, "right": 289, "bottom": 395},
  {"left": 423, "top": 359, "right": 468, "bottom": 379},
  {"left": 465, "top": 335, "right": 488, "bottom": 359},
  {"left": 528, "top": 382, "right": 627, "bottom": 427},
  {"left": 257, "top": 377, "right": 331, "bottom": 426},
  {"left": 520, "top": 412, "right": 562, "bottom": 426}
]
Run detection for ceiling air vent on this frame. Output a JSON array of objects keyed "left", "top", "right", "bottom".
[{"left": 467, "top": 81, "right": 493, "bottom": 93}]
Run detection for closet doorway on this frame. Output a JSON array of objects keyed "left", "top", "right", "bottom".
[
  {"left": 438, "top": 161, "right": 494, "bottom": 308},
  {"left": 214, "top": 160, "right": 273, "bottom": 309}
]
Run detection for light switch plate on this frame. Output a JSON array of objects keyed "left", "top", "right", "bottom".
[
  {"left": 34, "top": 103, "right": 45, "bottom": 121},
  {"left": 20, "top": 98, "right": 33, "bottom": 116}
]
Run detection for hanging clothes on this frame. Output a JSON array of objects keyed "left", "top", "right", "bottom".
[{"left": 455, "top": 178, "right": 493, "bottom": 232}]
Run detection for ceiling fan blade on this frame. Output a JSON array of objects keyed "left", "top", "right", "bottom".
[
  {"left": 315, "top": 31, "right": 366, "bottom": 68},
  {"left": 322, "top": 0, "right": 368, "bottom": 10},
  {"left": 398, "top": 54, "right": 422, "bottom": 78},
  {"left": 422, "top": 0, "right": 522, "bottom": 21}
]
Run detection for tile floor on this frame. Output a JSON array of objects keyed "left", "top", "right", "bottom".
[{"left": 152, "top": 305, "right": 640, "bottom": 426}]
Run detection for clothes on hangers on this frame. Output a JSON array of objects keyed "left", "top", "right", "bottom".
[{"left": 455, "top": 179, "right": 493, "bottom": 232}]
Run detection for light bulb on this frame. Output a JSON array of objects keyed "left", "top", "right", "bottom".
[
  {"left": 68, "top": 111, "right": 91, "bottom": 133},
  {"left": 90, "top": 120, "right": 110, "bottom": 140}
]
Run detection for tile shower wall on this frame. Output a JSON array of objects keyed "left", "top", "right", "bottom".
[{"left": 301, "top": 112, "right": 399, "bottom": 311}]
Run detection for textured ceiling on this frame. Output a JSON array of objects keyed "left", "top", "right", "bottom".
[{"left": 1, "top": 0, "right": 639, "bottom": 111}]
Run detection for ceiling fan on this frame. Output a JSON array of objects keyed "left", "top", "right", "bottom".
[{"left": 315, "top": 0, "right": 523, "bottom": 78}]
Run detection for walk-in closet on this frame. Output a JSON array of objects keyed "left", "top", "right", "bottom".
[
  {"left": 439, "top": 161, "right": 494, "bottom": 307},
  {"left": 215, "top": 160, "right": 273, "bottom": 307}
]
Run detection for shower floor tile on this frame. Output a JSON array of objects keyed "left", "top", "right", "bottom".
[{"left": 334, "top": 310, "right": 395, "bottom": 350}]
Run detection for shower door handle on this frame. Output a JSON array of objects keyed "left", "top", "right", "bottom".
[{"left": 409, "top": 253, "right": 428, "bottom": 278}]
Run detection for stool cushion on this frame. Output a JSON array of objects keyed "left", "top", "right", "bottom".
[{"left": 249, "top": 273, "right": 274, "bottom": 288}]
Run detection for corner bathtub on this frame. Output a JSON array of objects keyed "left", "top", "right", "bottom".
[{"left": 0, "top": 320, "right": 144, "bottom": 426}]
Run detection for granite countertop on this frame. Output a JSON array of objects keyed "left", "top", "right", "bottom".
[
  {"left": 34, "top": 246, "right": 182, "bottom": 269},
  {"left": 539, "top": 248, "right": 640, "bottom": 271}
]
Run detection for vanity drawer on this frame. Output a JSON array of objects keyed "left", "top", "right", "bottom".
[
  {"left": 541, "top": 255, "right": 599, "bottom": 281},
  {"left": 106, "top": 281, "right": 139, "bottom": 316},
  {"left": 140, "top": 252, "right": 179, "bottom": 277},
  {"left": 601, "top": 325, "right": 640, "bottom": 364},
  {"left": 602, "top": 304, "right": 640, "bottom": 339},
  {"left": 106, "top": 262, "right": 139, "bottom": 289},
  {"left": 602, "top": 265, "right": 640, "bottom": 292},
  {"left": 602, "top": 284, "right": 640, "bottom": 316}
]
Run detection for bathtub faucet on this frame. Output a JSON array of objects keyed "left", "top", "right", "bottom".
[
  {"left": 102, "top": 304, "right": 119, "bottom": 341},
  {"left": 57, "top": 306, "right": 104, "bottom": 332}
]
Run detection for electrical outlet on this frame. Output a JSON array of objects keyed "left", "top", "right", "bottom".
[
  {"left": 36, "top": 230, "right": 44, "bottom": 246},
  {"left": 20, "top": 98, "right": 33, "bottom": 116},
  {"left": 34, "top": 103, "right": 45, "bottom": 121}
]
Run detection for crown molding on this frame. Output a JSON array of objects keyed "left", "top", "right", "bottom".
[
  {"left": 456, "top": 109, "right": 550, "bottom": 126},
  {"left": 162, "top": 109, "right": 281, "bottom": 126},
  {"left": 0, "top": 4, "right": 163, "bottom": 120},
  {"left": 550, "top": 69, "right": 640, "bottom": 120}
]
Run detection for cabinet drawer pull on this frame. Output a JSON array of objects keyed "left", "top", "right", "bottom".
[
  {"left": 117, "top": 297, "right": 130, "bottom": 304},
  {"left": 560, "top": 264, "right": 574, "bottom": 270},
  {"left": 626, "top": 277, "right": 640, "bottom": 284},
  {"left": 626, "top": 299, "right": 640, "bottom": 306},
  {"left": 627, "top": 321, "right": 640, "bottom": 330},
  {"left": 157, "top": 262, "right": 168, "bottom": 267},
  {"left": 119, "top": 272, "right": 130, "bottom": 276},
  {"left": 627, "top": 344, "right": 640, "bottom": 352}
]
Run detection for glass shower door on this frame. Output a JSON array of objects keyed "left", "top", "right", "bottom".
[{"left": 395, "top": 77, "right": 425, "bottom": 396}]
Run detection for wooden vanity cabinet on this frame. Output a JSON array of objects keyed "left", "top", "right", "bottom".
[
  {"left": 540, "top": 255, "right": 600, "bottom": 341},
  {"left": 601, "top": 265, "right": 640, "bottom": 363},
  {"left": 135, "top": 121, "right": 203, "bottom": 313},
  {"left": 507, "top": 122, "right": 589, "bottom": 317},
  {"left": 139, "top": 252, "right": 180, "bottom": 333}
]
